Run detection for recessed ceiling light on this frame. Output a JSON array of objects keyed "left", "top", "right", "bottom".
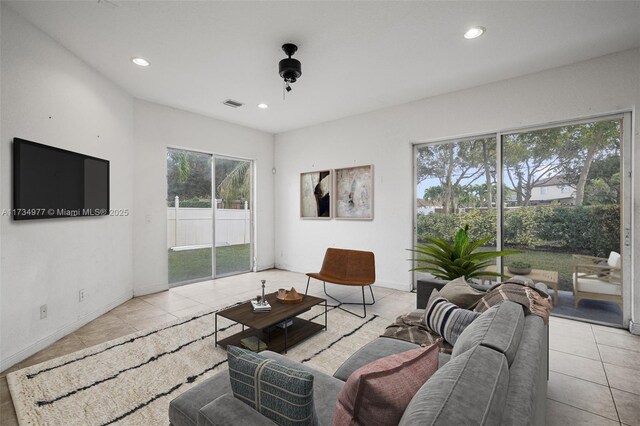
[
  {"left": 464, "top": 27, "right": 485, "bottom": 39},
  {"left": 257, "top": 103, "right": 269, "bottom": 109},
  {"left": 131, "top": 57, "right": 150, "bottom": 67}
]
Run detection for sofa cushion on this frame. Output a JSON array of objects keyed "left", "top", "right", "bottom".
[
  {"left": 451, "top": 301, "right": 524, "bottom": 366},
  {"left": 169, "top": 370, "right": 232, "bottom": 426},
  {"left": 333, "top": 343, "right": 439, "bottom": 426},
  {"left": 197, "top": 394, "right": 277, "bottom": 426},
  {"left": 425, "top": 290, "right": 480, "bottom": 346},
  {"left": 227, "top": 346, "right": 316, "bottom": 426},
  {"left": 333, "top": 337, "right": 420, "bottom": 381},
  {"left": 439, "top": 277, "right": 485, "bottom": 309},
  {"left": 399, "top": 345, "right": 510, "bottom": 426}
]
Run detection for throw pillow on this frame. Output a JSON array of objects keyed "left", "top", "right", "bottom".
[
  {"left": 227, "top": 346, "right": 317, "bottom": 426},
  {"left": 424, "top": 289, "right": 480, "bottom": 346},
  {"left": 333, "top": 342, "right": 440, "bottom": 426},
  {"left": 438, "top": 276, "right": 485, "bottom": 309}
]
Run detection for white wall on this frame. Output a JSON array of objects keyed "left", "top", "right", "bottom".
[
  {"left": 274, "top": 49, "right": 640, "bottom": 327},
  {"left": 133, "top": 100, "right": 274, "bottom": 295},
  {"left": 0, "top": 8, "right": 135, "bottom": 370}
]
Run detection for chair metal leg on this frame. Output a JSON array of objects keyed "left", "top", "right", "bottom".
[
  {"left": 322, "top": 282, "right": 375, "bottom": 318},
  {"left": 305, "top": 276, "right": 311, "bottom": 295}
]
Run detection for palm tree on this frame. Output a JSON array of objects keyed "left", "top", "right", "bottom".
[{"left": 217, "top": 161, "right": 251, "bottom": 206}]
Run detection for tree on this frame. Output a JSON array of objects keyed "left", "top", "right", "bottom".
[
  {"left": 167, "top": 150, "right": 212, "bottom": 205},
  {"left": 216, "top": 160, "right": 251, "bottom": 207},
  {"left": 503, "top": 127, "right": 569, "bottom": 206},
  {"left": 417, "top": 139, "right": 488, "bottom": 213},
  {"left": 559, "top": 120, "right": 620, "bottom": 206}
]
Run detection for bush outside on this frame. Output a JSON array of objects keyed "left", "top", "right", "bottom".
[{"left": 416, "top": 204, "right": 619, "bottom": 257}]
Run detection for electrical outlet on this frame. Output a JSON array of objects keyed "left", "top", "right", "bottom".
[
  {"left": 40, "top": 304, "right": 47, "bottom": 319},
  {"left": 79, "top": 289, "right": 85, "bottom": 302}
]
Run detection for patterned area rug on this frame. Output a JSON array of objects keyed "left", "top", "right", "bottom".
[{"left": 7, "top": 304, "right": 390, "bottom": 425}]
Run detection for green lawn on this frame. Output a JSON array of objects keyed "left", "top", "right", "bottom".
[
  {"left": 476, "top": 247, "right": 574, "bottom": 291},
  {"left": 504, "top": 249, "right": 574, "bottom": 292},
  {"left": 216, "top": 244, "right": 251, "bottom": 276},
  {"left": 168, "top": 244, "right": 251, "bottom": 285}
]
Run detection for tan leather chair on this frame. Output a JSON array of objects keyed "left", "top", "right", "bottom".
[
  {"left": 305, "top": 248, "right": 376, "bottom": 318},
  {"left": 572, "top": 252, "right": 622, "bottom": 310}
]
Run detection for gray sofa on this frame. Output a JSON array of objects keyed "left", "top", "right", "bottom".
[{"left": 169, "top": 300, "right": 548, "bottom": 426}]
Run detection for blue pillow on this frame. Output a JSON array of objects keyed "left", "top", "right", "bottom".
[{"left": 227, "top": 346, "right": 317, "bottom": 426}]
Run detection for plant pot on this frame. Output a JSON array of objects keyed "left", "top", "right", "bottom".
[
  {"left": 508, "top": 266, "right": 532, "bottom": 275},
  {"left": 416, "top": 278, "right": 448, "bottom": 309}
]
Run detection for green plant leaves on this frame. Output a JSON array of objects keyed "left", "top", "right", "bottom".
[{"left": 409, "top": 224, "right": 521, "bottom": 281}]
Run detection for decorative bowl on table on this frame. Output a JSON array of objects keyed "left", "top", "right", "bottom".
[
  {"left": 276, "top": 287, "right": 303, "bottom": 304},
  {"left": 508, "top": 263, "right": 532, "bottom": 275}
]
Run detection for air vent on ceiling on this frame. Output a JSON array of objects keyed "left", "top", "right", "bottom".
[
  {"left": 97, "top": 0, "right": 119, "bottom": 9},
  {"left": 222, "top": 99, "right": 244, "bottom": 108}
]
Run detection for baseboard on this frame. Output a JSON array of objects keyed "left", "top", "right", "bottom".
[
  {"left": 373, "top": 279, "right": 412, "bottom": 292},
  {"left": 0, "top": 290, "right": 132, "bottom": 372},
  {"left": 133, "top": 283, "right": 170, "bottom": 297},
  {"left": 274, "top": 266, "right": 410, "bottom": 292},
  {"left": 256, "top": 263, "right": 275, "bottom": 272},
  {"left": 630, "top": 320, "right": 640, "bottom": 335}
]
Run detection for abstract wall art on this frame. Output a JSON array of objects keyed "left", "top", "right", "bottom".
[
  {"left": 334, "top": 165, "right": 373, "bottom": 220},
  {"left": 300, "top": 170, "right": 332, "bottom": 219}
]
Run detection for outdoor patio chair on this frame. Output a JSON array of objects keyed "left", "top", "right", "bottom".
[
  {"left": 572, "top": 251, "right": 622, "bottom": 309},
  {"left": 305, "top": 248, "right": 376, "bottom": 318}
]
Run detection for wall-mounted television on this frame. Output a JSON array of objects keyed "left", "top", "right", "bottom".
[{"left": 13, "top": 138, "right": 110, "bottom": 220}]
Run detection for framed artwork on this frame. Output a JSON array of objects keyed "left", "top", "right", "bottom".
[
  {"left": 300, "top": 170, "right": 332, "bottom": 219},
  {"left": 334, "top": 165, "right": 373, "bottom": 220}
]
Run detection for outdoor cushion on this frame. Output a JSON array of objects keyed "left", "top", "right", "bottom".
[
  {"left": 438, "top": 277, "right": 485, "bottom": 309},
  {"left": 227, "top": 346, "right": 317, "bottom": 426},
  {"left": 333, "top": 342, "right": 439, "bottom": 426},
  {"left": 398, "top": 345, "right": 510, "bottom": 426},
  {"left": 425, "top": 290, "right": 480, "bottom": 346},
  {"left": 572, "top": 274, "right": 622, "bottom": 295},
  {"left": 607, "top": 251, "right": 622, "bottom": 280},
  {"left": 451, "top": 301, "right": 524, "bottom": 366},
  {"left": 607, "top": 251, "right": 621, "bottom": 268}
]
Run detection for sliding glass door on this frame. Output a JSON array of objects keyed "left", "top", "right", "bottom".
[
  {"left": 167, "top": 149, "right": 253, "bottom": 286},
  {"left": 214, "top": 157, "right": 252, "bottom": 277},
  {"left": 414, "top": 136, "right": 497, "bottom": 285},
  {"left": 167, "top": 148, "right": 213, "bottom": 285},
  {"left": 413, "top": 113, "right": 631, "bottom": 327},
  {"left": 501, "top": 117, "right": 624, "bottom": 324}
]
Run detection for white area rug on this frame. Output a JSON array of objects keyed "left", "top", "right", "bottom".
[{"left": 7, "top": 305, "right": 390, "bottom": 425}]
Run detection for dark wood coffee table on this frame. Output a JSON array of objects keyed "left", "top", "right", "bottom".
[{"left": 214, "top": 293, "right": 327, "bottom": 353}]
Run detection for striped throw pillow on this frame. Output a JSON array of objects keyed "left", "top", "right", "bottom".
[
  {"left": 425, "top": 289, "right": 480, "bottom": 346},
  {"left": 227, "top": 346, "right": 317, "bottom": 426}
]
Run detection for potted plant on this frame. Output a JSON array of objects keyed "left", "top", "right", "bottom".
[
  {"left": 507, "top": 261, "right": 532, "bottom": 275},
  {"left": 409, "top": 225, "right": 520, "bottom": 281}
]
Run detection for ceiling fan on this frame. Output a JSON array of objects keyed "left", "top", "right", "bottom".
[{"left": 279, "top": 43, "right": 302, "bottom": 99}]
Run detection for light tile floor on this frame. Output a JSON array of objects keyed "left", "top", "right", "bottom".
[
  {"left": 1, "top": 269, "right": 639, "bottom": 425},
  {"left": 546, "top": 316, "right": 640, "bottom": 426}
]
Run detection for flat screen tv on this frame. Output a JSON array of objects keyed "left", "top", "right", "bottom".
[{"left": 13, "top": 138, "right": 109, "bottom": 220}]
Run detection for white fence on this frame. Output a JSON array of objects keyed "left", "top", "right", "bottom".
[{"left": 167, "top": 206, "right": 250, "bottom": 249}]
